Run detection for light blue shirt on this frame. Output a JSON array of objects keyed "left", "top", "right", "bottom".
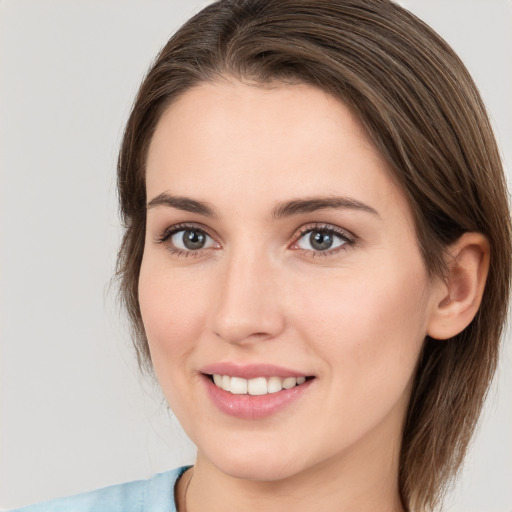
[{"left": 9, "top": 466, "right": 189, "bottom": 512}]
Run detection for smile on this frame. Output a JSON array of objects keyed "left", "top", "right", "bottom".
[
  {"left": 211, "top": 374, "right": 307, "bottom": 395},
  {"left": 202, "top": 371, "right": 315, "bottom": 419}
]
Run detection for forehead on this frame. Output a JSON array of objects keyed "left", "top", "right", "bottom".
[{"left": 145, "top": 80, "right": 408, "bottom": 220}]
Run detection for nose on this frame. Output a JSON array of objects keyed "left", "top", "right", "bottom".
[{"left": 210, "top": 248, "right": 286, "bottom": 345}]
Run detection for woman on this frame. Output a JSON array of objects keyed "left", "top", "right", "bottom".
[{"left": 11, "top": 0, "right": 510, "bottom": 511}]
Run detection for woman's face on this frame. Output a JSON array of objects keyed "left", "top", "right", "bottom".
[{"left": 140, "top": 80, "right": 440, "bottom": 482}]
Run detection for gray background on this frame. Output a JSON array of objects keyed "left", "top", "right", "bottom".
[{"left": 1, "top": 0, "right": 510, "bottom": 510}]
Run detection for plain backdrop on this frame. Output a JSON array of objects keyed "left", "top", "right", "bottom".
[{"left": 1, "top": 0, "right": 511, "bottom": 510}]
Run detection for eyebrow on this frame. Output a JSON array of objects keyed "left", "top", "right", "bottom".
[
  {"left": 146, "top": 193, "right": 216, "bottom": 216},
  {"left": 271, "top": 196, "right": 379, "bottom": 219},
  {"left": 146, "top": 193, "right": 379, "bottom": 219}
]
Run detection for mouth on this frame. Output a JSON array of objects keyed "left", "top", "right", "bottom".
[
  {"left": 199, "top": 363, "right": 316, "bottom": 419},
  {"left": 207, "top": 374, "right": 313, "bottom": 395}
]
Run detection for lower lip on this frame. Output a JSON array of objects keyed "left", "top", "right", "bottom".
[{"left": 202, "top": 375, "right": 314, "bottom": 419}]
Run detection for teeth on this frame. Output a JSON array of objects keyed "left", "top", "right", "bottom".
[
  {"left": 267, "top": 376, "right": 283, "bottom": 394},
  {"left": 282, "top": 377, "right": 297, "bottom": 389},
  {"left": 230, "top": 376, "right": 248, "bottom": 395},
  {"left": 248, "top": 377, "right": 267, "bottom": 395},
  {"left": 211, "top": 375, "right": 308, "bottom": 395}
]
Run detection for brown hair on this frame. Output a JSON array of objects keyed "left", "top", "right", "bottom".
[{"left": 116, "top": 1, "right": 511, "bottom": 510}]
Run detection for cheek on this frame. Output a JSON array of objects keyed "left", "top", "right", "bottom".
[
  {"left": 293, "top": 256, "right": 430, "bottom": 395},
  {"left": 138, "top": 261, "right": 209, "bottom": 375},
  {"left": 138, "top": 261, "right": 217, "bottom": 428}
]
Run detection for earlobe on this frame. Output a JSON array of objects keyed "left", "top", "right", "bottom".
[{"left": 427, "top": 232, "right": 490, "bottom": 340}]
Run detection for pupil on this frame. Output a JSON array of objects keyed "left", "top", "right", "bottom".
[
  {"left": 310, "top": 231, "right": 333, "bottom": 251},
  {"left": 183, "top": 230, "right": 206, "bottom": 250}
]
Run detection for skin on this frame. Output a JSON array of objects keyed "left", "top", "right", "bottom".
[{"left": 139, "top": 80, "right": 485, "bottom": 512}]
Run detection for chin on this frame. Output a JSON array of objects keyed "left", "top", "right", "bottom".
[
  {"left": 200, "top": 441, "right": 309, "bottom": 482},
  {"left": 218, "top": 458, "right": 301, "bottom": 482}
]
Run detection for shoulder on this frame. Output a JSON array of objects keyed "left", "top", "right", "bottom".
[{"left": 8, "top": 466, "right": 189, "bottom": 512}]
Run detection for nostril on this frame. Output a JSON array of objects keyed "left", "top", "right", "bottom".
[{"left": 213, "top": 329, "right": 278, "bottom": 345}]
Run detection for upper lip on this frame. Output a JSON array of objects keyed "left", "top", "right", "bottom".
[{"left": 200, "top": 362, "right": 311, "bottom": 379}]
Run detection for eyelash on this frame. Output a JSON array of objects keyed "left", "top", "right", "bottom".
[
  {"left": 291, "top": 223, "right": 356, "bottom": 257},
  {"left": 155, "top": 223, "right": 217, "bottom": 258},
  {"left": 154, "top": 222, "right": 356, "bottom": 258}
]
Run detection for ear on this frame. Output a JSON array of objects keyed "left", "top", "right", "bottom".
[{"left": 427, "top": 232, "right": 490, "bottom": 340}]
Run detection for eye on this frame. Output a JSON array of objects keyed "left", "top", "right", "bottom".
[
  {"left": 156, "top": 224, "right": 219, "bottom": 255},
  {"left": 292, "top": 225, "right": 354, "bottom": 254},
  {"left": 171, "top": 228, "right": 215, "bottom": 250}
]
